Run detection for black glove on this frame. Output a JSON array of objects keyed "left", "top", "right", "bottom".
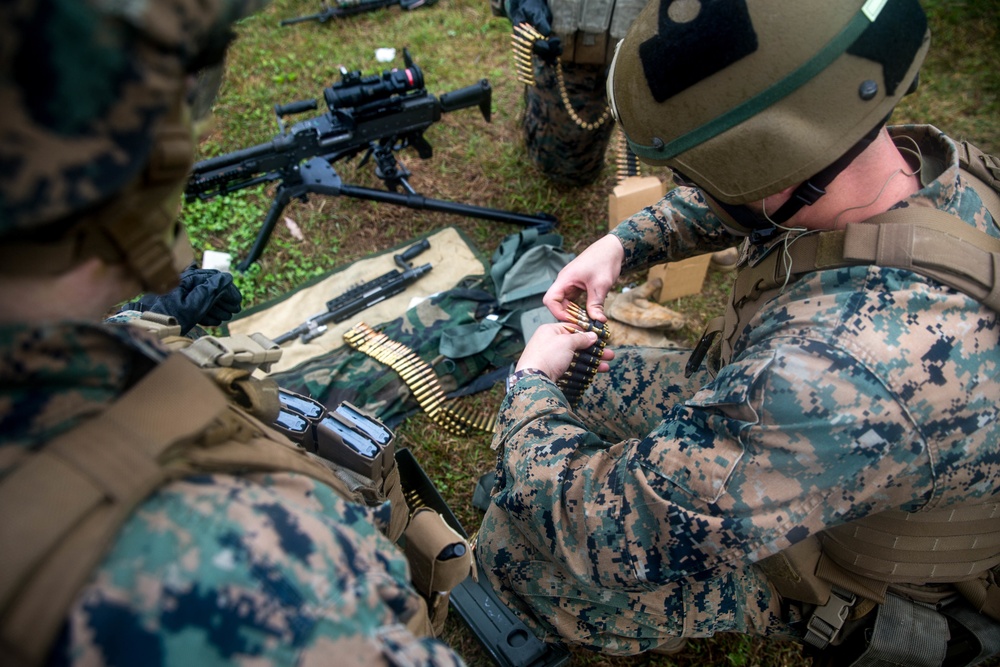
[
  {"left": 533, "top": 35, "right": 562, "bottom": 63},
  {"left": 507, "top": 0, "right": 553, "bottom": 36},
  {"left": 123, "top": 265, "right": 242, "bottom": 335},
  {"left": 508, "top": 0, "right": 562, "bottom": 63}
]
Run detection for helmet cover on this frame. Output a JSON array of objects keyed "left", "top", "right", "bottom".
[
  {"left": 0, "top": 0, "right": 263, "bottom": 290},
  {"left": 608, "top": 0, "right": 929, "bottom": 204}
]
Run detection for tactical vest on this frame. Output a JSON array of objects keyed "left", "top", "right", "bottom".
[
  {"left": 699, "top": 142, "right": 1000, "bottom": 663},
  {"left": 547, "top": 0, "right": 646, "bottom": 65},
  {"left": 0, "top": 320, "right": 472, "bottom": 666}
]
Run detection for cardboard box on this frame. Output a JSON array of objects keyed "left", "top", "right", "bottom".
[
  {"left": 608, "top": 176, "right": 665, "bottom": 229},
  {"left": 647, "top": 254, "right": 713, "bottom": 302},
  {"left": 608, "top": 175, "right": 712, "bottom": 303}
]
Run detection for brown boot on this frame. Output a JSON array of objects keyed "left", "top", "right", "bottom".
[
  {"left": 650, "top": 637, "right": 688, "bottom": 655},
  {"left": 709, "top": 247, "right": 740, "bottom": 272},
  {"left": 605, "top": 279, "right": 685, "bottom": 330}
]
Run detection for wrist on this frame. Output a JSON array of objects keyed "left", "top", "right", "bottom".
[{"left": 506, "top": 368, "right": 546, "bottom": 394}]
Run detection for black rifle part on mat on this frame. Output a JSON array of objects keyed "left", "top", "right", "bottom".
[
  {"left": 272, "top": 239, "right": 433, "bottom": 345},
  {"left": 184, "top": 50, "right": 558, "bottom": 271},
  {"left": 280, "top": 0, "right": 434, "bottom": 26},
  {"left": 395, "top": 448, "right": 571, "bottom": 667}
]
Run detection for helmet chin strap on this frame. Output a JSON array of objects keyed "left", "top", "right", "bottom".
[
  {"left": 765, "top": 120, "right": 887, "bottom": 225},
  {"left": 690, "top": 120, "right": 888, "bottom": 239}
]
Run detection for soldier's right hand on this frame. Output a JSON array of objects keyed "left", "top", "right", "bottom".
[{"left": 544, "top": 234, "right": 625, "bottom": 324}]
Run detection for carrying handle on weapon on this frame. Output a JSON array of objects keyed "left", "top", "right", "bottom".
[
  {"left": 274, "top": 99, "right": 319, "bottom": 132},
  {"left": 439, "top": 79, "right": 492, "bottom": 123},
  {"left": 394, "top": 238, "right": 431, "bottom": 269},
  {"left": 275, "top": 100, "right": 319, "bottom": 117}
]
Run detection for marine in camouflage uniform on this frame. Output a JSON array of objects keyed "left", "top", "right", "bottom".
[
  {"left": 0, "top": 1, "right": 464, "bottom": 665},
  {"left": 521, "top": 57, "right": 615, "bottom": 187},
  {"left": 499, "top": 0, "right": 627, "bottom": 186},
  {"left": 477, "top": 124, "right": 1000, "bottom": 652},
  {"left": 3, "top": 324, "right": 460, "bottom": 665},
  {"left": 476, "top": 0, "right": 1000, "bottom": 659}
]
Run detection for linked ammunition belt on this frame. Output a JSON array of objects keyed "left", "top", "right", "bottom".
[
  {"left": 511, "top": 23, "right": 538, "bottom": 87},
  {"left": 510, "top": 22, "right": 611, "bottom": 131},
  {"left": 615, "top": 129, "right": 643, "bottom": 181},
  {"left": 343, "top": 322, "right": 497, "bottom": 436},
  {"left": 558, "top": 302, "right": 611, "bottom": 406}
]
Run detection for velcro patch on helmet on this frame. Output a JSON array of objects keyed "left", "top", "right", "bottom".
[
  {"left": 846, "top": 0, "right": 928, "bottom": 96},
  {"left": 638, "top": 0, "right": 758, "bottom": 104}
]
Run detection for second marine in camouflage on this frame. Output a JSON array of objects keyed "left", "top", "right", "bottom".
[
  {"left": 0, "top": 0, "right": 467, "bottom": 664},
  {"left": 498, "top": 0, "right": 645, "bottom": 185}
]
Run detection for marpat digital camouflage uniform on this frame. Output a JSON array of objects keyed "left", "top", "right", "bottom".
[
  {"left": 0, "top": 0, "right": 465, "bottom": 663},
  {"left": 522, "top": 59, "right": 615, "bottom": 187},
  {"left": 476, "top": 125, "right": 1000, "bottom": 653},
  {"left": 0, "top": 321, "right": 465, "bottom": 665}
]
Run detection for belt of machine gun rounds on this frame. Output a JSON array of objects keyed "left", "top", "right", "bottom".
[
  {"left": 558, "top": 302, "right": 612, "bottom": 406},
  {"left": 343, "top": 322, "right": 497, "bottom": 436},
  {"left": 510, "top": 22, "right": 611, "bottom": 131},
  {"left": 615, "top": 129, "right": 643, "bottom": 181}
]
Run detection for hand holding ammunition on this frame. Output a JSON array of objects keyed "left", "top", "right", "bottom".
[
  {"left": 515, "top": 318, "right": 613, "bottom": 381},
  {"left": 543, "top": 233, "right": 625, "bottom": 324}
]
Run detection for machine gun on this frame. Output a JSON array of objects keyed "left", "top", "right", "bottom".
[
  {"left": 185, "top": 50, "right": 557, "bottom": 271},
  {"left": 280, "top": 0, "right": 434, "bottom": 26},
  {"left": 273, "top": 239, "right": 432, "bottom": 345}
]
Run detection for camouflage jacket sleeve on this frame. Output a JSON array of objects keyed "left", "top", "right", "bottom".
[
  {"left": 609, "top": 184, "right": 739, "bottom": 274},
  {"left": 1, "top": 321, "right": 460, "bottom": 665},
  {"left": 482, "top": 125, "right": 1000, "bottom": 639},
  {"left": 55, "top": 472, "right": 465, "bottom": 666}
]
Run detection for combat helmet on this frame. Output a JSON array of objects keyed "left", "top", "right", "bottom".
[
  {"left": 607, "top": 0, "right": 930, "bottom": 233},
  {"left": 0, "top": 0, "right": 260, "bottom": 292}
]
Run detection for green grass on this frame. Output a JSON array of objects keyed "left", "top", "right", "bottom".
[{"left": 181, "top": 1, "right": 1000, "bottom": 665}]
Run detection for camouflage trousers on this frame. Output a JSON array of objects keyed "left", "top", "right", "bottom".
[
  {"left": 476, "top": 346, "right": 790, "bottom": 654},
  {"left": 522, "top": 59, "right": 615, "bottom": 187}
]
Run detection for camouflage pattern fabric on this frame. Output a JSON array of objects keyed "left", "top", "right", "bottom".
[
  {"left": 475, "top": 125, "right": 1000, "bottom": 653},
  {"left": 271, "top": 285, "right": 524, "bottom": 427},
  {"left": 0, "top": 322, "right": 465, "bottom": 665},
  {"left": 0, "top": 0, "right": 265, "bottom": 235},
  {"left": 522, "top": 59, "right": 615, "bottom": 186}
]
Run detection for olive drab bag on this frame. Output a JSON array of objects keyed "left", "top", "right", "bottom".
[
  {"left": 718, "top": 142, "right": 1000, "bottom": 664},
  {"left": 269, "top": 284, "right": 525, "bottom": 428}
]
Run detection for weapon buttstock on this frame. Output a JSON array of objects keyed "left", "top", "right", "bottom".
[{"left": 439, "top": 79, "right": 492, "bottom": 122}]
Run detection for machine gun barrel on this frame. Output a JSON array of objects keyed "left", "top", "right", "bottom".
[
  {"left": 195, "top": 140, "right": 275, "bottom": 172},
  {"left": 185, "top": 138, "right": 295, "bottom": 200}
]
